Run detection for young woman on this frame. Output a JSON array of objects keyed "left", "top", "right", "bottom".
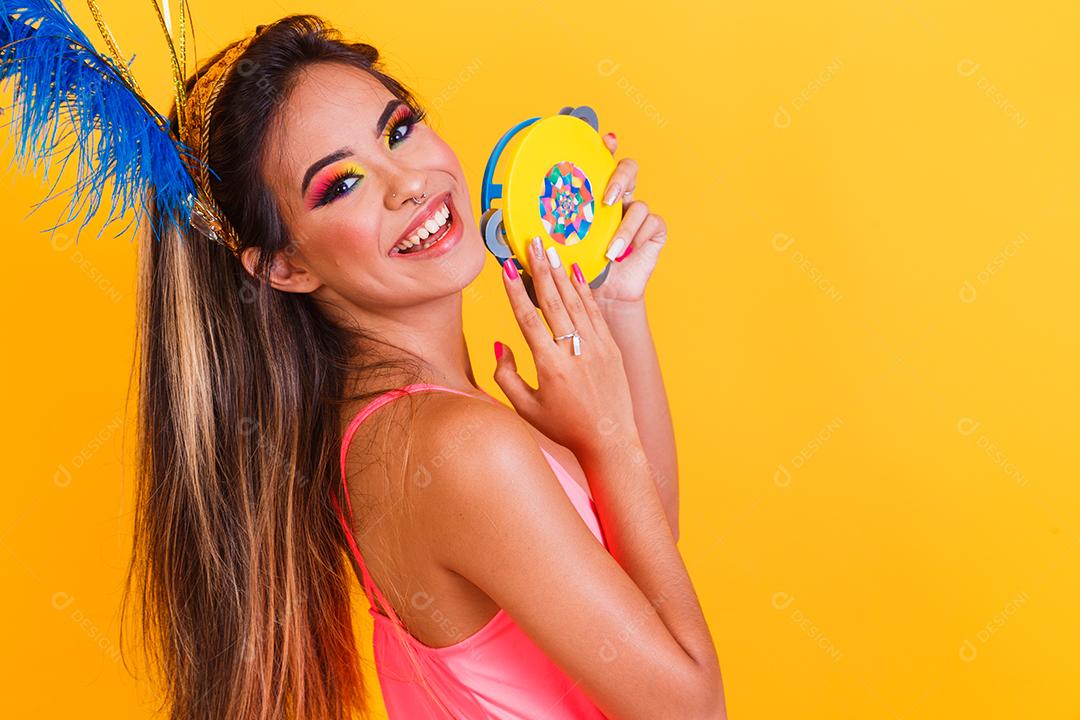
[{"left": 127, "top": 14, "right": 726, "bottom": 720}]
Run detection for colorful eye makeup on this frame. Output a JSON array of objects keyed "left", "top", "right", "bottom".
[
  {"left": 303, "top": 101, "right": 429, "bottom": 211},
  {"left": 383, "top": 102, "right": 427, "bottom": 148},
  {"left": 306, "top": 161, "right": 366, "bottom": 211}
]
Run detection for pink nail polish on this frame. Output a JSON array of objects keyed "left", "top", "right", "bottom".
[
  {"left": 494, "top": 341, "right": 504, "bottom": 360},
  {"left": 572, "top": 263, "right": 585, "bottom": 284},
  {"left": 615, "top": 243, "right": 635, "bottom": 262},
  {"left": 503, "top": 258, "right": 519, "bottom": 280}
]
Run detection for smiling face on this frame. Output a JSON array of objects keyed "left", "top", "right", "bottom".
[{"left": 258, "top": 61, "right": 485, "bottom": 312}]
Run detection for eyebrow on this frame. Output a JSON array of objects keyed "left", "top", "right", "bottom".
[{"left": 299, "top": 99, "right": 408, "bottom": 198}]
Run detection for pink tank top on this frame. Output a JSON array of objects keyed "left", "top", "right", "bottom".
[{"left": 331, "top": 383, "right": 610, "bottom": 719}]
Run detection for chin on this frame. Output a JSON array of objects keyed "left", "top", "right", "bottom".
[{"left": 453, "top": 227, "right": 489, "bottom": 291}]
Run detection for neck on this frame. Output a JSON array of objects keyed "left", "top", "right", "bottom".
[{"left": 339, "top": 290, "right": 481, "bottom": 396}]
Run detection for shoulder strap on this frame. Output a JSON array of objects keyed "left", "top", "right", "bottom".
[
  {"left": 334, "top": 383, "right": 500, "bottom": 620},
  {"left": 332, "top": 383, "right": 503, "bottom": 718}
]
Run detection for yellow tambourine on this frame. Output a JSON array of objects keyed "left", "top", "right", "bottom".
[{"left": 480, "top": 106, "right": 619, "bottom": 293}]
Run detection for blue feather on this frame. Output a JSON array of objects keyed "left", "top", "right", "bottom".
[{"left": 0, "top": 0, "right": 203, "bottom": 245}]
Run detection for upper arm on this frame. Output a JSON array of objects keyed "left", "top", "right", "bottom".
[{"left": 409, "top": 397, "right": 712, "bottom": 720}]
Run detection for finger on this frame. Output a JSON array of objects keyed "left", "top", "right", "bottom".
[
  {"left": 604, "top": 200, "right": 649, "bottom": 262},
  {"left": 569, "top": 262, "right": 618, "bottom": 348},
  {"left": 525, "top": 235, "right": 576, "bottom": 338},
  {"left": 501, "top": 256, "right": 556, "bottom": 359},
  {"left": 603, "top": 157, "right": 638, "bottom": 207},
  {"left": 492, "top": 341, "right": 538, "bottom": 417},
  {"left": 602, "top": 131, "right": 617, "bottom": 156},
  {"left": 542, "top": 243, "right": 597, "bottom": 341},
  {"left": 628, "top": 212, "right": 667, "bottom": 263}
]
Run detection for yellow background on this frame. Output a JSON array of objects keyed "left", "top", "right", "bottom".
[{"left": 1, "top": 1, "right": 1077, "bottom": 717}]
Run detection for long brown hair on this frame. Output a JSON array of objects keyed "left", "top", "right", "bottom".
[{"left": 121, "top": 15, "right": 428, "bottom": 719}]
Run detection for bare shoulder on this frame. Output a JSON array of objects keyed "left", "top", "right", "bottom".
[
  {"left": 394, "top": 391, "right": 581, "bottom": 571},
  {"left": 403, "top": 390, "right": 539, "bottom": 495},
  {"left": 341, "top": 389, "right": 532, "bottom": 514},
  {"left": 404, "top": 391, "right": 706, "bottom": 718}
]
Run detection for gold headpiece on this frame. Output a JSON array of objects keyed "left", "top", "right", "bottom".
[
  {"left": 176, "top": 34, "right": 260, "bottom": 256},
  {"left": 101, "top": 1, "right": 266, "bottom": 256},
  {"left": 86, "top": 1, "right": 268, "bottom": 255}
]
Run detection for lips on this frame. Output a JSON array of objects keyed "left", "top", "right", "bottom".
[
  {"left": 387, "top": 194, "right": 464, "bottom": 260},
  {"left": 390, "top": 190, "right": 453, "bottom": 254}
]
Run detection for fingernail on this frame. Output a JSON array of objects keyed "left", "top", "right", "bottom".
[
  {"left": 545, "top": 245, "right": 562, "bottom": 268},
  {"left": 605, "top": 236, "right": 627, "bottom": 261},
  {"left": 615, "top": 242, "right": 635, "bottom": 262},
  {"left": 604, "top": 183, "right": 621, "bottom": 206},
  {"left": 503, "top": 258, "right": 519, "bottom": 280},
  {"left": 531, "top": 235, "right": 544, "bottom": 259},
  {"left": 572, "top": 262, "right": 585, "bottom": 284},
  {"left": 494, "top": 341, "right": 504, "bottom": 361},
  {"left": 606, "top": 132, "right": 617, "bottom": 141}
]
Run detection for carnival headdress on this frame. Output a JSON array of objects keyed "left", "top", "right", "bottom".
[{"left": 0, "top": 0, "right": 258, "bottom": 255}]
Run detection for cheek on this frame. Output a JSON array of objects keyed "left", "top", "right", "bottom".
[
  {"left": 319, "top": 212, "right": 382, "bottom": 258},
  {"left": 287, "top": 211, "right": 384, "bottom": 284},
  {"left": 424, "top": 133, "right": 464, "bottom": 174}
]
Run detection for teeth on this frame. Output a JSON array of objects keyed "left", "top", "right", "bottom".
[{"left": 394, "top": 201, "right": 452, "bottom": 253}]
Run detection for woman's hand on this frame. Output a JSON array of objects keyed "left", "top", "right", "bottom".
[
  {"left": 592, "top": 132, "right": 668, "bottom": 309},
  {"left": 493, "top": 236, "right": 640, "bottom": 461}
]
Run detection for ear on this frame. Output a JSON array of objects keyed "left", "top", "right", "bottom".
[{"left": 239, "top": 244, "right": 322, "bottom": 294}]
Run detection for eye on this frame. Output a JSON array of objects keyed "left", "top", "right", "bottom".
[
  {"left": 387, "top": 122, "right": 413, "bottom": 147},
  {"left": 316, "top": 172, "right": 362, "bottom": 207},
  {"left": 387, "top": 105, "right": 427, "bottom": 148}
]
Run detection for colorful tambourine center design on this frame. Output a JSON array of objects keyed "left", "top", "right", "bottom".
[{"left": 538, "top": 160, "right": 594, "bottom": 246}]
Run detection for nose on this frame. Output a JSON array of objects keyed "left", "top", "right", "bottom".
[{"left": 383, "top": 164, "right": 428, "bottom": 210}]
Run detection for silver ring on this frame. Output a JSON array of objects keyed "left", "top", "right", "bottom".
[
  {"left": 411, "top": 192, "right": 427, "bottom": 205},
  {"left": 552, "top": 329, "right": 582, "bottom": 356}
]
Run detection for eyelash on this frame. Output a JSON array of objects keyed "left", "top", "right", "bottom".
[
  {"left": 387, "top": 103, "right": 427, "bottom": 148},
  {"left": 313, "top": 104, "right": 428, "bottom": 208}
]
